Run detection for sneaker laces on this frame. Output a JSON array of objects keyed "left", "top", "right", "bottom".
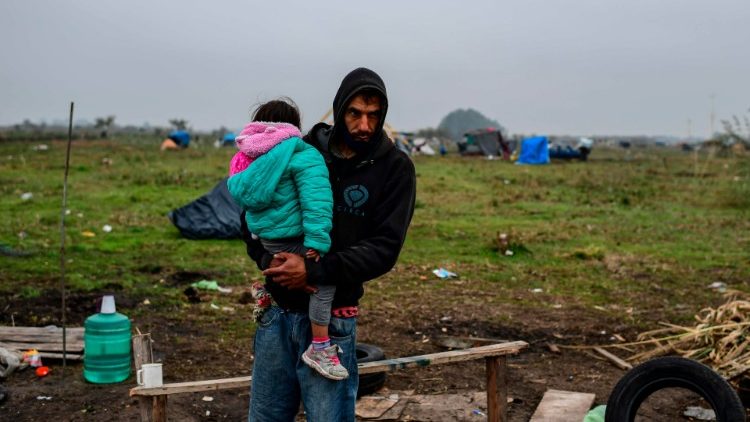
[{"left": 330, "top": 354, "right": 341, "bottom": 365}]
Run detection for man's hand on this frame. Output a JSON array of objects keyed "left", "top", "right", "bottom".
[{"left": 263, "top": 252, "right": 317, "bottom": 294}]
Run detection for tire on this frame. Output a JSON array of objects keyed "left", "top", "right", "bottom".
[
  {"left": 605, "top": 356, "right": 745, "bottom": 422},
  {"left": 357, "top": 343, "right": 387, "bottom": 398}
]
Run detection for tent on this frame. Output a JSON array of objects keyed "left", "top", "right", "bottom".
[
  {"left": 516, "top": 136, "right": 550, "bottom": 165},
  {"left": 548, "top": 137, "right": 593, "bottom": 161},
  {"left": 168, "top": 130, "right": 191, "bottom": 147},
  {"left": 168, "top": 178, "right": 242, "bottom": 239},
  {"left": 459, "top": 128, "right": 510, "bottom": 159},
  {"left": 221, "top": 132, "right": 236, "bottom": 146},
  {"left": 412, "top": 137, "right": 437, "bottom": 156}
]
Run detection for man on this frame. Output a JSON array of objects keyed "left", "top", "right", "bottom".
[{"left": 242, "top": 67, "right": 417, "bottom": 421}]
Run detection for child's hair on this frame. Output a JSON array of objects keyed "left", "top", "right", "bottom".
[{"left": 252, "top": 97, "right": 301, "bottom": 129}]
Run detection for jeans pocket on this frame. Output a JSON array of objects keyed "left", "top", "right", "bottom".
[{"left": 256, "top": 306, "right": 279, "bottom": 328}]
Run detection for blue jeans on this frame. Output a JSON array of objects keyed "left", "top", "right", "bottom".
[{"left": 249, "top": 306, "right": 358, "bottom": 422}]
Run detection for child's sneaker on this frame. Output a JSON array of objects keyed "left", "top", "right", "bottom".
[{"left": 302, "top": 343, "right": 349, "bottom": 380}]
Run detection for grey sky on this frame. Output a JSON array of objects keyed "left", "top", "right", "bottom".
[{"left": 2, "top": 1, "right": 748, "bottom": 137}]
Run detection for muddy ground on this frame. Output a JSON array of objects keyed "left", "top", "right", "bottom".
[{"left": 0, "top": 270, "right": 740, "bottom": 421}]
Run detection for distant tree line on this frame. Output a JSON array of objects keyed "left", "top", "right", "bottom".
[{"left": 0, "top": 116, "right": 196, "bottom": 142}]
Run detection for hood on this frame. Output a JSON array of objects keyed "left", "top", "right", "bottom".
[
  {"left": 329, "top": 67, "right": 389, "bottom": 152},
  {"left": 235, "top": 122, "right": 301, "bottom": 158},
  {"left": 227, "top": 139, "right": 298, "bottom": 211}
]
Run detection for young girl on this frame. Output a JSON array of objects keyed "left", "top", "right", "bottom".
[{"left": 226, "top": 98, "right": 348, "bottom": 381}]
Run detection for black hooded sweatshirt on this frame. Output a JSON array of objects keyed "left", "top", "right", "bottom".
[{"left": 241, "top": 67, "right": 416, "bottom": 311}]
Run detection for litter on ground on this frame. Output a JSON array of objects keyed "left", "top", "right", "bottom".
[
  {"left": 432, "top": 268, "right": 457, "bottom": 279},
  {"left": 191, "top": 280, "right": 232, "bottom": 293}
]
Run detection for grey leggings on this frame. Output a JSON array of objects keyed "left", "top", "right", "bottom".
[{"left": 261, "top": 238, "right": 336, "bottom": 326}]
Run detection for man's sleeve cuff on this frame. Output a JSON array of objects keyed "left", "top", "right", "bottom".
[
  {"left": 259, "top": 252, "right": 273, "bottom": 271},
  {"left": 304, "top": 258, "right": 327, "bottom": 285}
]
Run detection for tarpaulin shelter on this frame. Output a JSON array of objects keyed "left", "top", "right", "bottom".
[
  {"left": 412, "top": 137, "right": 437, "bottom": 156},
  {"left": 516, "top": 136, "right": 550, "bottom": 165},
  {"left": 549, "top": 137, "right": 593, "bottom": 161},
  {"left": 221, "top": 132, "right": 236, "bottom": 147},
  {"left": 168, "top": 178, "right": 242, "bottom": 239},
  {"left": 168, "top": 130, "right": 191, "bottom": 147},
  {"left": 460, "top": 128, "right": 511, "bottom": 159}
]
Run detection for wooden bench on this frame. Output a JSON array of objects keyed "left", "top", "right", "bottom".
[{"left": 130, "top": 334, "right": 527, "bottom": 422}]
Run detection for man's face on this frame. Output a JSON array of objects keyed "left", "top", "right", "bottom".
[{"left": 344, "top": 95, "right": 381, "bottom": 143}]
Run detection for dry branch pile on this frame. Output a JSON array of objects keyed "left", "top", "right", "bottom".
[{"left": 627, "top": 291, "right": 750, "bottom": 379}]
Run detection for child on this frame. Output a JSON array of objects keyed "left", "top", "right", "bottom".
[{"left": 226, "top": 98, "right": 348, "bottom": 381}]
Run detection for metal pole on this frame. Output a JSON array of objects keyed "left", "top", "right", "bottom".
[{"left": 60, "top": 102, "right": 74, "bottom": 380}]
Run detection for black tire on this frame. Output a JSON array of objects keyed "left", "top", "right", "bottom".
[
  {"left": 356, "top": 343, "right": 387, "bottom": 398},
  {"left": 605, "top": 356, "right": 745, "bottom": 422}
]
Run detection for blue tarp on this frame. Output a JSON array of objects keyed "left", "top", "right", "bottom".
[
  {"left": 517, "top": 136, "right": 549, "bottom": 165},
  {"left": 168, "top": 177, "right": 242, "bottom": 239},
  {"left": 168, "top": 130, "right": 191, "bottom": 147},
  {"left": 222, "top": 132, "right": 236, "bottom": 146}
]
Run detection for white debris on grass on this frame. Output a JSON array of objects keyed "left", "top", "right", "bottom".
[{"left": 708, "top": 281, "right": 727, "bottom": 292}]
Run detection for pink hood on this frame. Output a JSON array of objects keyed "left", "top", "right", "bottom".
[{"left": 229, "top": 122, "right": 302, "bottom": 176}]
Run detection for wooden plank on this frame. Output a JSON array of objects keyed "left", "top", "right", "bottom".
[
  {"left": 133, "top": 333, "right": 155, "bottom": 422},
  {"left": 358, "top": 341, "right": 527, "bottom": 374},
  {"left": 0, "top": 341, "right": 84, "bottom": 353},
  {"left": 486, "top": 356, "right": 507, "bottom": 422},
  {"left": 0, "top": 333, "right": 85, "bottom": 342},
  {"left": 0, "top": 326, "right": 84, "bottom": 336},
  {"left": 529, "top": 389, "right": 596, "bottom": 422},
  {"left": 355, "top": 394, "right": 400, "bottom": 418},
  {"left": 38, "top": 351, "right": 83, "bottom": 360},
  {"left": 593, "top": 347, "right": 632, "bottom": 370},
  {"left": 131, "top": 376, "right": 253, "bottom": 397},
  {"left": 153, "top": 396, "right": 167, "bottom": 422},
  {"left": 130, "top": 341, "right": 528, "bottom": 398}
]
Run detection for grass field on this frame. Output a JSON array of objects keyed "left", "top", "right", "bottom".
[
  {"left": 1, "top": 137, "right": 749, "bottom": 420},
  {"left": 1, "top": 139, "right": 748, "bottom": 324}
]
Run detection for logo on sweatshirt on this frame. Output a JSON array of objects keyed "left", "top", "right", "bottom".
[{"left": 339, "top": 185, "right": 369, "bottom": 216}]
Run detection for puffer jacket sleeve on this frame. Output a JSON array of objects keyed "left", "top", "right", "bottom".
[{"left": 289, "top": 141, "right": 333, "bottom": 254}]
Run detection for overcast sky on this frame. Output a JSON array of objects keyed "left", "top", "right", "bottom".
[{"left": 2, "top": 1, "right": 749, "bottom": 137}]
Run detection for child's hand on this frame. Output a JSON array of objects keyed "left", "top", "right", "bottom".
[{"left": 305, "top": 249, "right": 320, "bottom": 262}]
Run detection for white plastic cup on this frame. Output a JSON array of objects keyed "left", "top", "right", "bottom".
[{"left": 136, "top": 363, "right": 163, "bottom": 388}]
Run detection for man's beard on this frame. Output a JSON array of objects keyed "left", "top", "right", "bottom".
[{"left": 343, "top": 130, "right": 371, "bottom": 153}]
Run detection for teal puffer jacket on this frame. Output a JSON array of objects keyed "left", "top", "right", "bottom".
[{"left": 227, "top": 137, "right": 333, "bottom": 253}]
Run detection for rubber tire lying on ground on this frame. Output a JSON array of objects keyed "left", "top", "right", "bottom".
[
  {"left": 605, "top": 356, "right": 745, "bottom": 422},
  {"left": 356, "top": 343, "right": 387, "bottom": 398}
]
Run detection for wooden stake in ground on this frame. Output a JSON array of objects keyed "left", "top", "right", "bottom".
[{"left": 60, "top": 101, "right": 74, "bottom": 380}]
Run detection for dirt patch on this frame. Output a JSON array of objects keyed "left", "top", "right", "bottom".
[
  {"left": 0, "top": 289, "right": 141, "bottom": 326},
  {"left": 0, "top": 276, "right": 745, "bottom": 421}
]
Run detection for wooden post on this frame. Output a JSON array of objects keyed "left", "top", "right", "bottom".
[
  {"left": 133, "top": 333, "right": 166, "bottom": 422},
  {"left": 153, "top": 396, "right": 167, "bottom": 422},
  {"left": 485, "top": 356, "right": 507, "bottom": 422}
]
